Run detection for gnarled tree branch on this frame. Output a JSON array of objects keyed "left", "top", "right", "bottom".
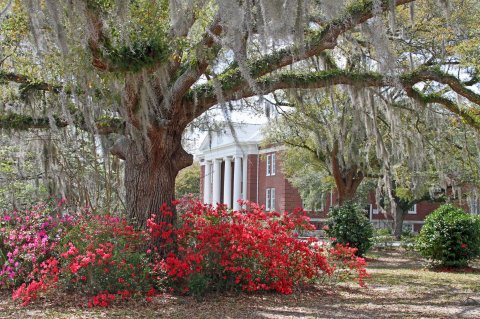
[
  {"left": 190, "top": 68, "right": 480, "bottom": 130},
  {"left": 0, "top": 112, "right": 124, "bottom": 134},
  {"left": 0, "top": 70, "right": 61, "bottom": 93},
  {"left": 183, "top": 0, "right": 416, "bottom": 118},
  {"left": 170, "top": 15, "right": 222, "bottom": 105}
]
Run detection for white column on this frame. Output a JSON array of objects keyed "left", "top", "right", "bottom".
[
  {"left": 242, "top": 156, "right": 248, "bottom": 200},
  {"left": 223, "top": 157, "right": 232, "bottom": 208},
  {"left": 233, "top": 156, "right": 242, "bottom": 210},
  {"left": 203, "top": 161, "right": 212, "bottom": 204},
  {"left": 212, "top": 159, "right": 222, "bottom": 205}
]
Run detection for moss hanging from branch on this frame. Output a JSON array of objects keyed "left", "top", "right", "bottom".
[
  {"left": 0, "top": 113, "right": 66, "bottom": 131},
  {"left": 0, "top": 70, "right": 61, "bottom": 93},
  {"left": 0, "top": 112, "right": 124, "bottom": 134},
  {"left": 188, "top": 67, "right": 480, "bottom": 131}
]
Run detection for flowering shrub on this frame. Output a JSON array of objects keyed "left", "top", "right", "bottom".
[
  {"left": 11, "top": 257, "right": 60, "bottom": 306},
  {"left": 149, "top": 199, "right": 368, "bottom": 296},
  {"left": 1, "top": 201, "right": 161, "bottom": 306},
  {"left": 416, "top": 204, "right": 480, "bottom": 267},
  {"left": 322, "top": 243, "right": 369, "bottom": 286},
  {"left": 0, "top": 200, "right": 78, "bottom": 288},
  {"left": 57, "top": 215, "right": 159, "bottom": 304},
  {"left": 2, "top": 198, "right": 368, "bottom": 305}
]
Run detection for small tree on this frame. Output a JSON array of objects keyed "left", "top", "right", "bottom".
[
  {"left": 416, "top": 204, "right": 480, "bottom": 267},
  {"left": 324, "top": 202, "right": 374, "bottom": 256},
  {"left": 175, "top": 162, "right": 201, "bottom": 199}
]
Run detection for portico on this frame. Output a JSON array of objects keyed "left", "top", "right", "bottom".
[
  {"left": 202, "top": 156, "right": 248, "bottom": 209},
  {"left": 197, "top": 124, "right": 263, "bottom": 210}
]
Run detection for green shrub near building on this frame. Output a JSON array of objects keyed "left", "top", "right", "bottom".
[
  {"left": 416, "top": 204, "right": 480, "bottom": 267},
  {"left": 324, "top": 202, "right": 374, "bottom": 256}
]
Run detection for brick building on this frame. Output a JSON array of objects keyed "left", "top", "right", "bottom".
[
  {"left": 308, "top": 191, "right": 440, "bottom": 233},
  {"left": 197, "top": 123, "right": 302, "bottom": 213},
  {"left": 196, "top": 123, "right": 439, "bottom": 232}
]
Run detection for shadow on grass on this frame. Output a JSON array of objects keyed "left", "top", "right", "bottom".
[{"left": 254, "top": 281, "right": 480, "bottom": 319}]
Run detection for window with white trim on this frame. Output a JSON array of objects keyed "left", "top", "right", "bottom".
[
  {"left": 266, "top": 153, "right": 276, "bottom": 176},
  {"left": 271, "top": 188, "right": 275, "bottom": 210},
  {"left": 408, "top": 204, "right": 417, "bottom": 215},
  {"left": 266, "top": 188, "right": 276, "bottom": 211},
  {"left": 266, "top": 155, "right": 271, "bottom": 176},
  {"left": 302, "top": 201, "right": 309, "bottom": 210},
  {"left": 266, "top": 189, "right": 271, "bottom": 210},
  {"left": 403, "top": 223, "right": 414, "bottom": 232},
  {"left": 271, "top": 153, "right": 276, "bottom": 175}
]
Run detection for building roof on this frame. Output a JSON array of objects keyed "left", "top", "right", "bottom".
[{"left": 196, "top": 123, "right": 264, "bottom": 161}]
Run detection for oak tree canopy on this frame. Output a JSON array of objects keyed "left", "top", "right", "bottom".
[{"left": 1, "top": 0, "right": 479, "bottom": 236}]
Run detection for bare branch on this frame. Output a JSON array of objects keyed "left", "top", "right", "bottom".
[{"left": 404, "top": 68, "right": 480, "bottom": 106}]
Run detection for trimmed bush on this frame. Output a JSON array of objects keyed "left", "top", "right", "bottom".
[
  {"left": 372, "top": 228, "right": 395, "bottom": 250},
  {"left": 416, "top": 204, "right": 480, "bottom": 267},
  {"left": 400, "top": 230, "right": 417, "bottom": 252},
  {"left": 324, "top": 202, "right": 374, "bottom": 256}
]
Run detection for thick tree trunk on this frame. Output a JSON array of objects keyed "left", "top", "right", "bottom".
[
  {"left": 337, "top": 185, "right": 360, "bottom": 205},
  {"left": 117, "top": 127, "right": 193, "bottom": 231},
  {"left": 125, "top": 154, "right": 178, "bottom": 229},
  {"left": 393, "top": 206, "right": 406, "bottom": 240},
  {"left": 330, "top": 141, "right": 364, "bottom": 205},
  {"left": 112, "top": 74, "right": 194, "bottom": 240}
]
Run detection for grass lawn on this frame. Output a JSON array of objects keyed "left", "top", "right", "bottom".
[{"left": 0, "top": 249, "right": 479, "bottom": 319}]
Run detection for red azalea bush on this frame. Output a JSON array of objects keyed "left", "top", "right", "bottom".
[
  {"left": 57, "top": 215, "right": 161, "bottom": 307},
  {"left": 1, "top": 198, "right": 368, "bottom": 306},
  {"left": 149, "top": 199, "right": 368, "bottom": 296},
  {"left": 322, "top": 242, "right": 368, "bottom": 286}
]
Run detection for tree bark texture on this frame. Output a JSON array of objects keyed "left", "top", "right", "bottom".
[
  {"left": 330, "top": 142, "right": 364, "bottom": 204},
  {"left": 393, "top": 206, "right": 406, "bottom": 240},
  {"left": 123, "top": 126, "right": 192, "bottom": 230}
]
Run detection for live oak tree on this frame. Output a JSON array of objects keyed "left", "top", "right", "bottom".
[
  {"left": 266, "top": 89, "right": 378, "bottom": 204},
  {"left": 269, "top": 97, "right": 479, "bottom": 238},
  {"left": 267, "top": 0, "right": 480, "bottom": 236},
  {"left": 269, "top": 85, "right": 480, "bottom": 238},
  {"left": 1, "top": 0, "right": 480, "bottom": 240}
]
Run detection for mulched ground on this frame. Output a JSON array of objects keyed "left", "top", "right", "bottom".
[{"left": 1, "top": 250, "right": 479, "bottom": 319}]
